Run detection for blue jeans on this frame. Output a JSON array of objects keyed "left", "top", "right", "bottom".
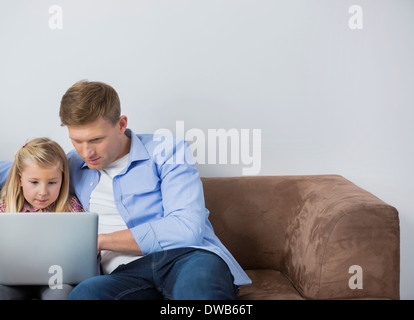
[{"left": 68, "top": 248, "right": 237, "bottom": 300}]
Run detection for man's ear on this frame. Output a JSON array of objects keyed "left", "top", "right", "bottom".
[{"left": 118, "top": 115, "right": 128, "bottom": 133}]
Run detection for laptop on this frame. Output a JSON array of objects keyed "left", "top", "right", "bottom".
[{"left": 0, "top": 212, "right": 98, "bottom": 286}]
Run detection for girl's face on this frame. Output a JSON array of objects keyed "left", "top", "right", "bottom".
[{"left": 19, "top": 160, "right": 63, "bottom": 210}]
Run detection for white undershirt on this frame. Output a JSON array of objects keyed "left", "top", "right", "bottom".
[{"left": 89, "top": 153, "right": 142, "bottom": 274}]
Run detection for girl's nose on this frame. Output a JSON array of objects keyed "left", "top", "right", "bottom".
[{"left": 38, "top": 184, "right": 48, "bottom": 196}]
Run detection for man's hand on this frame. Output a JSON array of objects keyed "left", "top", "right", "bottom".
[{"left": 97, "top": 229, "right": 142, "bottom": 256}]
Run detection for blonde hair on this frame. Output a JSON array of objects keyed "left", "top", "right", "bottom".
[
  {"left": 59, "top": 80, "right": 121, "bottom": 126},
  {"left": 0, "top": 137, "right": 70, "bottom": 212}
]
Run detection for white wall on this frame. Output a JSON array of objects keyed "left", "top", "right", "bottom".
[{"left": 1, "top": 0, "right": 413, "bottom": 299}]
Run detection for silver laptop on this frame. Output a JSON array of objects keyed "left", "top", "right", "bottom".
[{"left": 0, "top": 212, "right": 98, "bottom": 285}]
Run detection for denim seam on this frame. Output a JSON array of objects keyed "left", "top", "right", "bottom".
[
  {"left": 151, "top": 250, "right": 167, "bottom": 298},
  {"left": 114, "top": 284, "right": 153, "bottom": 300}
]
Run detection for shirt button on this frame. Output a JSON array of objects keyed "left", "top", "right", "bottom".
[{"left": 90, "top": 182, "right": 94, "bottom": 187}]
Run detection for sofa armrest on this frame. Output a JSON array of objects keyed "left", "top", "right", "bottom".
[{"left": 283, "top": 175, "right": 400, "bottom": 299}]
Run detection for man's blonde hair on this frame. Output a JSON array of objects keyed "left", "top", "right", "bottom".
[
  {"left": 59, "top": 80, "right": 121, "bottom": 126},
  {"left": 0, "top": 138, "right": 70, "bottom": 212}
]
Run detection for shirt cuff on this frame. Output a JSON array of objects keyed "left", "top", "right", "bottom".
[{"left": 130, "top": 222, "right": 163, "bottom": 255}]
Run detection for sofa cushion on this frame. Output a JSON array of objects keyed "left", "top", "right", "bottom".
[{"left": 237, "top": 269, "right": 304, "bottom": 300}]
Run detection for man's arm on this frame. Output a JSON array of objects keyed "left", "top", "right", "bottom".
[
  {"left": 129, "top": 136, "right": 208, "bottom": 255},
  {"left": 97, "top": 136, "right": 207, "bottom": 256},
  {"left": 97, "top": 229, "right": 142, "bottom": 255},
  {"left": 0, "top": 161, "right": 12, "bottom": 188}
]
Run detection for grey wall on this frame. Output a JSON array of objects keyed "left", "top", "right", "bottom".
[{"left": 1, "top": 0, "right": 413, "bottom": 299}]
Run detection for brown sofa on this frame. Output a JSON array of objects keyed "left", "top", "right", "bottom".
[{"left": 201, "top": 175, "right": 400, "bottom": 300}]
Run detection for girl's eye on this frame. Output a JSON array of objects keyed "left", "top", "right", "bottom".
[
  {"left": 30, "top": 181, "right": 38, "bottom": 185},
  {"left": 49, "top": 181, "right": 57, "bottom": 185}
]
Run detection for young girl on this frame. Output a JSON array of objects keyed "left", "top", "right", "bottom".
[{"left": 0, "top": 137, "right": 84, "bottom": 300}]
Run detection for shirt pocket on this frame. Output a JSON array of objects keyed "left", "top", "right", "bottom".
[{"left": 119, "top": 163, "right": 160, "bottom": 196}]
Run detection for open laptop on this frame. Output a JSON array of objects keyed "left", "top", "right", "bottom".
[{"left": 0, "top": 212, "right": 98, "bottom": 286}]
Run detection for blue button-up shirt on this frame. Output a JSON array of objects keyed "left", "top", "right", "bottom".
[
  {"left": 0, "top": 162, "right": 10, "bottom": 188},
  {"left": 67, "top": 129, "right": 251, "bottom": 286}
]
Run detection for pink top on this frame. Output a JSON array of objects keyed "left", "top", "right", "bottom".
[{"left": 0, "top": 195, "right": 84, "bottom": 213}]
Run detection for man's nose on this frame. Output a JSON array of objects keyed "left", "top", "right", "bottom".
[{"left": 80, "top": 143, "right": 94, "bottom": 159}]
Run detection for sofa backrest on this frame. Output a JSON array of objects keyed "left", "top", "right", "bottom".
[{"left": 201, "top": 176, "right": 302, "bottom": 270}]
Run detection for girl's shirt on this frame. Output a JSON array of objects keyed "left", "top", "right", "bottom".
[{"left": 0, "top": 195, "right": 84, "bottom": 213}]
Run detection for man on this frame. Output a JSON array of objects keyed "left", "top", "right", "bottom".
[
  {"left": 58, "top": 80, "right": 251, "bottom": 299},
  {"left": 0, "top": 165, "right": 9, "bottom": 188}
]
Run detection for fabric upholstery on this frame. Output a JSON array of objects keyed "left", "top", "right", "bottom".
[{"left": 201, "top": 175, "right": 400, "bottom": 300}]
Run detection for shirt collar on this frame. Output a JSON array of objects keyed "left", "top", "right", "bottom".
[
  {"left": 125, "top": 128, "right": 150, "bottom": 163},
  {"left": 22, "top": 202, "right": 54, "bottom": 212}
]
